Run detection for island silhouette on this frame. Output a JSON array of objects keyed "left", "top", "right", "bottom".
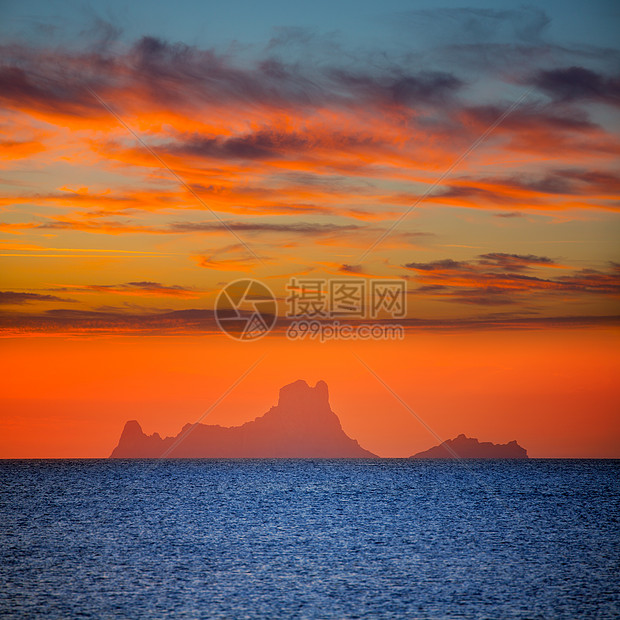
[
  {"left": 411, "top": 434, "right": 528, "bottom": 459},
  {"left": 110, "top": 379, "right": 528, "bottom": 458},
  {"left": 111, "top": 379, "right": 376, "bottom": 458}
]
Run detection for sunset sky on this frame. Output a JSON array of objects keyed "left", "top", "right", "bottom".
[{"left": 1, "top": 0, "right": 618, "bottom": 457}]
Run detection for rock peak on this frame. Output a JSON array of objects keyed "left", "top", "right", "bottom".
[
  {"left": 121, "top": 420, "right": 144, "bottom": 438},
  {"left": 277, "top": 379, "right": 329, "bottom": 408}
]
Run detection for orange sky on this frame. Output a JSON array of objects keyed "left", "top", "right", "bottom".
[{"left": 1, "top": 327, "right": 618, "bottom": 458}]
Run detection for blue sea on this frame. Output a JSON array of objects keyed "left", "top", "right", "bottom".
[{"left": 1, "top": 459, "right": 618, "bottom": 619}]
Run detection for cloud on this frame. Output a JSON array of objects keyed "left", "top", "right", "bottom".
[
  {"left": 494, "top": 212, "right": 523, "bottom": 218},
  {"left": 506, "top": 169, "right": 620, "bottom": 196},
  {"left": 339, "top": 264, "right": 365, "bottom": 274},
  {"left": 169, "top": 129, "right": 380, "bottom": 162},
  {"left": 0, "top": 64, "right": 98, "bottom": 121},
  {"left": 428, "top": 167, "right": 620, "bottom": 212},
  {"left": 0, "top": 187, "right": 183, "bottom": 214},
  {"left": 0, "top": 13, "right": 618, "bottom": 286},
  {"left": 50, "top": 282, "right": 202, "bottom": 298},
  {"left": 171, "top": 221, "right": 365, "bottom": 235},
  {"left": 0, "top": 217, "right": 433, "bottom": 256},
  {"left": 0, "top": 137, "right": 47, "bottom": 160},
  {"left": 403, "top": 256, "right": 620, "bottom": 305},
  {"left": 0, "top": 25, "right": 617, "bottom": 236},
  {"left": 532, "top": 66, "right": 620, "bottom": 106},
  {"left": 327, "top": 69, "right": 463, "bottom": 106},
  {"left": 34, "top": 218, "right": 162, "bottom": 235},
  {"left": 463, "top": 102, "right": 599, "bottom": 139},
  {"left": 554, "top": 268, "right": 620, "bottom": 295},
  {"left": 0, "top": 291, "right": 76, "bottom": 305},
  {"left": 477, "top": 253, "right": 558, "bottom": 271},
  {"left": 194, "top": 255, "right": 259, "bottom": 272},
  {"left": 0, "top": 304, "right": 617, "bottom": 336},
  {"left": 404, "top": 258, "right": 467, "bottom": 272},
  {"left": 0, "top": 34, "right": 464, "bottom": 125},
  {"left": 0, "top": 307, "right": 220, "bottom": 335}
]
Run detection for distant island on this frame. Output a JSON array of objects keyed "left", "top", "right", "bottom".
[
  {"left": 410, "top": 434, "right": 528, "bottom": 459},
  {"left": 110, "top": 379, "right": 377, "bottom": 458},
  {"left": 111, "top": 381, "right": 529, "bottom": 459}
]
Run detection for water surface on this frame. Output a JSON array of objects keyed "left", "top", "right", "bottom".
[{"left": 1, "top": 459, "right": 618, "bottom": 618}]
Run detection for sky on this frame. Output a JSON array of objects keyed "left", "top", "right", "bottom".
[{"left": 0, "top": 0, "right": 619, "bottom": 457}]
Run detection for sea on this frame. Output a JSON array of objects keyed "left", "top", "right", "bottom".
[{"left": 0, "top": 459, "right": 618, "bottom": 619}]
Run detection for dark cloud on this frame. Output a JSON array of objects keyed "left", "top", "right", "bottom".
[
  {"left": 7, "top": 218, "right": 433, "bottom": 242},
  {"left": 0, "top": 307, "right": 279, "bottom": 336},
  {"left": 172, "top": 129, "right": 377, "bottom": 161},
  {"left": 1, "top": 304, "right": 617, "bottom": 334},
  {"left": 432, "top": 185, "right": 524, "bottom": 205},
  {"left": 403, "top": 259, "right": 467, "bottom": 271},
  {"left": 129, "top": 35, "right": 338, "bottom": 109},
  {"left": 403, "top": 256, "right": 620, "bottom": 305},
  {"left": 512, "top": 169, "right": 620, "bottom": 196},
  {"left": 126, "top": 281, "right": 182, "bottom": 290},
  {"left": 339, "top": 264, "right": 365, "bottom": 274},
  {"left": 34, "top": 219, "right": 161, "bottom": 234},
  {"left": 328, "top": 69, "right": 463, "bottom": 106},
  {"left": 0, "top": 64, "right": 97, "bottom": 117},
  {"left": 477, "top": 253, "right": 556, "bottom": 271},
  {"left": 0, "top": 291, "right": 75, "bottom": 305},
  {"left": 554, "top": 268, "right": 620, "bottom": 295},
  {"left": 170, "top": 221, "right": 365, "bottom": 235},
  {"left": 465, "top": 103, "right": 596, "bottom": 133},
  {"left": 532, "top": 66, "right": 620, "bottom": 106}
]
